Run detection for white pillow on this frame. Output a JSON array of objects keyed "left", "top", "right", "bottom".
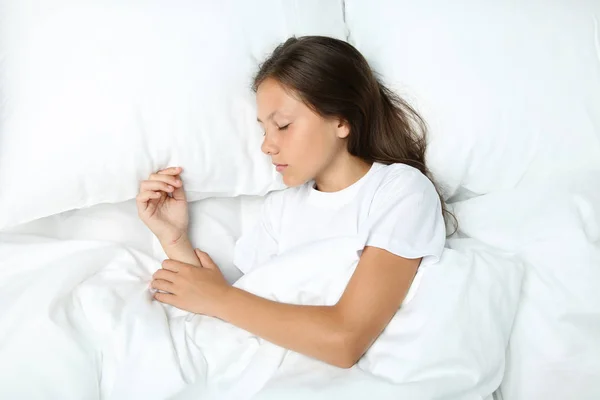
[
  {"left": 0, "top": 0, "right": 347, "bottom": 229},
  {"left": 344, "top": 0, "right": 600, "bottom": 197},
  {"left": 454, "top": 172, "right": 600, "bottom": 400}
]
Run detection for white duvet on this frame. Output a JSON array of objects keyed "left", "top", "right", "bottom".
[{"left": 0, "top": 231, "right": 522, "bottom": 400}]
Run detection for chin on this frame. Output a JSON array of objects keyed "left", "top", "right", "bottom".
[{"left": 282, "top": 173, "right": 307, "bottom": 188}]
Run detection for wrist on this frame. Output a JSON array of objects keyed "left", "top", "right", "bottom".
[
  {"left": 159, "top": 229, "right": 188, "bottom": 248},
  {"left": 215, "top": 286, "right": 240, "bottom": 321},
  {"left": 159, "top": 232, "right": 202, "bottom": 268}
]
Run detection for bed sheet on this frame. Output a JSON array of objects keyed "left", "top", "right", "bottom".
[
  {"left": 3, "top": 195, "right": 263, "bottom": 284},
  {"left": 0, "top": 190, "right": 522, "bottom": 399},
  {"left": 0, "top": 230, "right": 521, "bottom": 400},
  {"left": 4, "top": 200, "right": 155, "bottom": 253}
]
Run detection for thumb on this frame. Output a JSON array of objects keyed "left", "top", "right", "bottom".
[{"left": 195, "top": 249, "right": 216, "bottom": 269}]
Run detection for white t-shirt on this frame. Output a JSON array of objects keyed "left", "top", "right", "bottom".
[{"left": 233, "top": 162, "right": 446, "bottom": 274}]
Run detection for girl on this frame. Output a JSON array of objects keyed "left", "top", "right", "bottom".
[{"left": 136, "top": 36, "right": 449, "bottom": 369}]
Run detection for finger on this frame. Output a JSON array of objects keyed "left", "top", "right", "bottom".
[
  {"left": 194, "top": 249, "right": 204, "bottom": 267},
  {"left": 140, "top": 180, "right": 176, "bottom": 194},
  {"left": 157, "top": 166, "right": 183, "bottom": 176},
  {"left": 151, "top": 279, "right": 176, "bottom": 293},
  {"left": 195, "top": 249, "right": 216, "bottom": 270},
  {"left": 148, "top": 173, "right": 182, "bottom": 188},
  {"left": 162, "top": 259, "right": 190, "bottom": 273},
  {"left": 154, "top": 291, "right": 179, "bottom": 306},
  {"left": 145, "top": 195, "right": 160, "bottom": 215},
  {"left": 136, "top": 192, "right": 162, "bottom": 214},
  {"left": 152, "top": 268, "right": 178, "bottom": 282},
  {"left": 171, "top": 175, "right": 187, "bottom": 201},
  {"left": 136, "top": 190, "right": 162, "bottom": 205}
]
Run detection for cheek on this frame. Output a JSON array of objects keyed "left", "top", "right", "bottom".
[
  {"left": 283, "top": 130, "right": 335, "bottom": 185},
  {"left": 292, "top": 125, "right": 332, "bottom": 159}
]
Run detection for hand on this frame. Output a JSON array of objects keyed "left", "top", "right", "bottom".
[
  {"left": 137, "top": 166, "right": 188, "bottom": 245},
  {"left": 151, "top": 249, "right": 230, "bottom": 317}
]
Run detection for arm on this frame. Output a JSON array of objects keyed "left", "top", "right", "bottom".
[
  {"left": 217, "top": 246, "right": 420, "bottom": 368},
  {"left": 160, "top": 233, "right": 202, "bottom": 268},
  {"left": 154, "top": 246, "right": 419, "bottom": 368},
  {"left": 216, "top": 247, "right": 419, "bottom": 367}
]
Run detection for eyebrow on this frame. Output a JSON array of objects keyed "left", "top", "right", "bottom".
[{"left": 256, "top": 111, "right": 277, "bottom": 123}]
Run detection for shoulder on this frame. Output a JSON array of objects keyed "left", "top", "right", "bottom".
[
  {"left": 370, "top": 163, "right": 438, "bottom": 203},
  {"left": 361, "top": 163, "right": 446, "bottom": 265}
]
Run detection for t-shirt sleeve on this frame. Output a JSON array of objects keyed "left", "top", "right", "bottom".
[
  {"left": 363, "top": 168, "right": 446, "bottom": 267},
  {"left": 233, "top": 191, "right": 283, "bottom": 274}
]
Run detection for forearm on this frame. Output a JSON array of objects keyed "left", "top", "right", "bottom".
[
  {"left": 160, "top": 233, "right": 201, "bottom": 267},
  {"left": 216, "top": 287, "right": 357, "bottom": 368}
]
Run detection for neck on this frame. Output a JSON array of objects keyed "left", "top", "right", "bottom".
[{"left": 314, "top": 152, "right": 372, "bottom": 193}]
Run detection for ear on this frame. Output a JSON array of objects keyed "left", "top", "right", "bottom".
[{"left": 335, "top": 119, "right": 350, "bottom": 139}]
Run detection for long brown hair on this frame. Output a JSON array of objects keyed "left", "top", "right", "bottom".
[{"left": 253, "top": 36, "right": 456, "bottom": 233}]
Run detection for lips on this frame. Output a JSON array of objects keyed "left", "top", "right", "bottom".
[{"left": 273, "top": 163, "right": 288, "bottom": 172}]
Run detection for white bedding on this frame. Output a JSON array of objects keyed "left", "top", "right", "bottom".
[
  {"left": 454, "top": 172, "right": 600, "bottom": 399},
  {"left": 1, "top": 1, "right": 598, "bottom": 396},
  {"left": 2, "top": 174, "right": 597, "bottom": 399},
  {"left": 0, "top": 230, "right": 522, "bottom": 400},
  {"left": 4, "top": 197, "right": 248, "bottom": 284}
]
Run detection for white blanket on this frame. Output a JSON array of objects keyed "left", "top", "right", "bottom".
[{"left": 0, "top": 233, "right": 522, "bottom": 400}]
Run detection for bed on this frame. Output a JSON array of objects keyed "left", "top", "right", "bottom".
[{"left": 1, "top": 1, "right": 599, "bottom": 399}]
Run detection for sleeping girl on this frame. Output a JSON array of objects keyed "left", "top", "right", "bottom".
[{"left": 136, "top": 36, "right": 450, "bottom": 369}]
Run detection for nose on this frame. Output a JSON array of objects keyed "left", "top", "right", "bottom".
[{"left": 261, "top": 132, "right": 279, "bottom": 156}]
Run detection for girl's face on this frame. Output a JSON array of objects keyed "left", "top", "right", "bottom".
[{"left": 256, "top": 78, "right": 349, "bottom": 187}]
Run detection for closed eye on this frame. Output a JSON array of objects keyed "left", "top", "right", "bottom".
[{"left": 278, "top": 124, "right": 290, "bottom": 131}]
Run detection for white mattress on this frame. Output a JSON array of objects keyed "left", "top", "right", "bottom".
[{"left": 4, "top": 196, "right": 266, "bottom": 284}]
